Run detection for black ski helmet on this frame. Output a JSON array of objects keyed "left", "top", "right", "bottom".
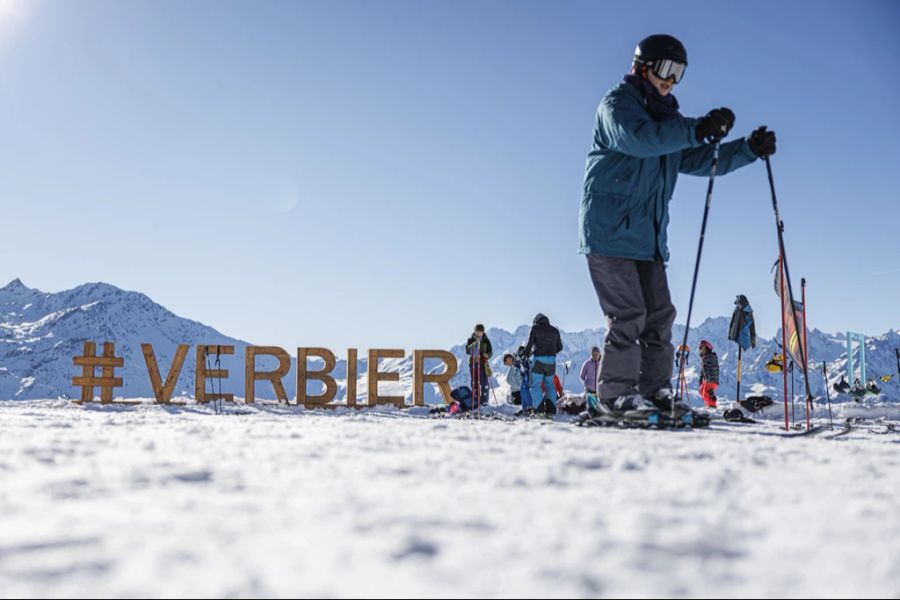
[{"left": 633, "top": 34, "right": 688, "bottom": 67}]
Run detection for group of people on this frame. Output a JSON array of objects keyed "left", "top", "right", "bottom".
[
  {"left": 459, "top": 318, "right": 721, "bottom": 418},
  {"left": 464, "top": 315, "right": 563, "bottom": 416}
]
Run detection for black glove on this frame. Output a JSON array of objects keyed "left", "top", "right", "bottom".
[
  {"left": 748, "top": 125, "right": 777, "bottom": 157},
  {"left": 695, "top": 107, "right": 735, "bottom": 144}
]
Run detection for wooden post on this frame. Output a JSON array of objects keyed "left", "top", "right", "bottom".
[
  {"left": 297, "top": 347, "right": 337, "bottom": 407},
  {"left": 245, "top": 346, "right": 291, "bottom": 403},
  {"left": 346, "top": 348, "right": 358, "bottom": 407},
  {"left": 77, "top": 341, "right": 96, "bottom": 403},
  {"left": 100, "top": 342, "right": 116, "bottom": 403},
  {"left": 195, "top": 345, "right": 235, "bottom": 403},
  {"left": 142, "top": 343, "right": 189, "bottom": 404},
  {"left": 412, "top": 350, "right": 458, "bottom": 406},
  {"left": 367, "top": 349, "right": 406, "bottom": 407}
]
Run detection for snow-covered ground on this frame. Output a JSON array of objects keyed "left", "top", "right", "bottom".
[{"left": 1, "top": 401, "right": 898, "bottom": 599}]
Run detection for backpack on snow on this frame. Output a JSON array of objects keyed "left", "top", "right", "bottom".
[{"left": 738, "top": 395, "right": 775, "bottom": 413}]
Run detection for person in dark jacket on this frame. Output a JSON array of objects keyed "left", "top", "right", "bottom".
[
  {"left": 523, "top": 313, "right": 563, "bottom": 415},
  {"left": 465, "top": 324, "right": 492, "bottom": 407},
  {"left": 580, "top": 34, "right": 776, "bottom": 416},
  {"left": 698, "top": 339, "right": 720, "bottom": 409}
]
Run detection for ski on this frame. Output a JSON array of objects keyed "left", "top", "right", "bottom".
[
  {"left": 778, "top": 425, "right": 830, "bottom": 437},
  {"left": 429, "top": 408, "right": 516, "bottom": 422},
  {"left": 576, "top": 409, "right": 707, "bottom": 431},
  {"left": 867, "top": 423, "right": 898, "bottom": 435},
  {"left": 822, "top": 418, "right": 854, "bottom": 439}
]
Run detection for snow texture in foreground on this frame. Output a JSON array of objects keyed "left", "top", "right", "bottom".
[{"left": 0, "top": 401, "right": 898, "bottom": 598}]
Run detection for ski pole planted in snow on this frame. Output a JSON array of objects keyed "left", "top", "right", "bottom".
[
  {"left": 488, "top": 369, "right": 498, "bottom": 407},
  {"left": 789, "top": 360, "right": 795, "bottom": 425},
  {"left": 674, "top": 142, "right": 720, "bottom": 419},
  {"left": 801, "top": 277, "right": 812, "bottom": 429}
]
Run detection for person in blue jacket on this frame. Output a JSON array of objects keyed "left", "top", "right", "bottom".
[{"left": 580, "top": 34, "right": 776, "bottom": 419}]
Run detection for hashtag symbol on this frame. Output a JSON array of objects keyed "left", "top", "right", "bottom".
[{"left": 72, "top": 341, "right": 124, "bottom": 403}]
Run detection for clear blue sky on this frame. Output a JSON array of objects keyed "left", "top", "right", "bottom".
[{"left": 1, "top": 0, "right": 898, "bottom": 350}]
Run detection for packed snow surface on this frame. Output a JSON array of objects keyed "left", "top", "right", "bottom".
[{"left": 0, "top": 400, "right": 898, "bottom": 598}]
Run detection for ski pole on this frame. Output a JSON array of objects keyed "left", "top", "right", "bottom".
[
  {"left": 477, "top": 350, "right": 482, "bottom": 419},
  {"left": 802, "top": 278, "right": 811, "bottom": 429},
  {"left": 675, "top": 141, "right": 720, "bottom": 419},
  {"left": 480, "top": 350, "right": 486, "bottom": 416},
  {"left": 203, "top": 346, "right": 222, "bottom": 414},
  {"left": 789, "top": 360, "right": 795, "bottom": 425},
  {"left": 469, "top": 343, "right": 477, "bottom": 417},
  {"left": 488, "top": 362, "right": 499, "bottom": 406},
  {"left": 779, "top": 259, "right": 790, "bottom": 430},
  {"left": 475, "top": 346, "right": 481, "bottom": 418}
]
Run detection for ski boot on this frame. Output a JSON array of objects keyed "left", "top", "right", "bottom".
[
  {"left": 578, "top": 395, "right": 619, "bottom": 427},
  {"left": 647, "top": 389, "right": 693, "bottom": 428},
  {"left": 613, "top": 394, "right": 661, "bottom": 428},
  {"left": 535, "top": 398, "right": 557, "bottom": 419}
]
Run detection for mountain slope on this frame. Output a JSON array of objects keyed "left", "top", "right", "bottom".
[{"left": 1, "top": 279, "right": 897, "bottom": 403}]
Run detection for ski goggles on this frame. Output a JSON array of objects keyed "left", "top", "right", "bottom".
[{"left": 648, "top": 58, "right": 686, "bottom": 84}]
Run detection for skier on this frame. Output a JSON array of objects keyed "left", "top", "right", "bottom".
[
  {"left": 579, "top": 34, "right": 776, "bottom": 424},
  {"left": 698, "top": 340, "right": 720, "bottom": 409},
  {"left": 465, "top": 324, "right": 492, "bottom": 409},
  {"left": 579, "top": 346, "right": 602, "bottom": 395},
  {"left": 523, "top": 313, "right": 563, "bottom": 416},
  {"left": 503, "top": 353, "right": 523, "bottom": 406}
]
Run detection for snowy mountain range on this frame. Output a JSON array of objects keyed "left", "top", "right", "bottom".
[{"left": 1, "top": 278, "right": 898, "bottom": 403}]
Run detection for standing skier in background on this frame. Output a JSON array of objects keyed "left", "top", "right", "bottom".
[
  {"left": 698, "top": 340, "right": 720, "bottom": 409},
  {"left": 580, "top": 346, "right": 602, "bottom": 395},
  {"left": 524, "top": 313, "right": 563, "bottom": 416},
  {"left": 579, "top": 34, "right": 776, "bottom": 423},
  {"left": 465, "top": 324, "right": 492, "bottom": 408}
]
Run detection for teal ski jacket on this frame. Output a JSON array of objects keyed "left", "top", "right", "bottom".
[{"left": 580, "top": 82, "right": 758, "bottom": 261}]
